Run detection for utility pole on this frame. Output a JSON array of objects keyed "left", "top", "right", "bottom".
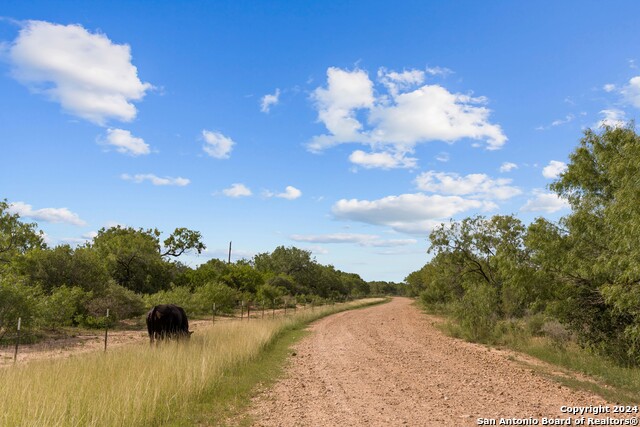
[{"left": 228, "top": 241, "right": 232, "bottom": 264}]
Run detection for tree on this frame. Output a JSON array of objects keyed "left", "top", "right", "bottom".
[
  {"left": 254, "top": 246, "right": 318, "bottom": 294},
  {"left": 547, "top": 124, "right": 640, "bottom": 363},
  {"left": 17, "top": 244, "right": 109, "bottom": 294},
  {"left": 0, "top": 200, "right": 45, "bottom": 266},
  {"left": 91, "top": 225, "right": 205, "bottom": 294}
]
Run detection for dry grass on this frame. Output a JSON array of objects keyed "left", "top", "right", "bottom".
[{"left": 0, "top": 299, "right": 384, "bottom": 426}]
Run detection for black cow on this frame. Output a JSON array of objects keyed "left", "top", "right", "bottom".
[{"left": 146, "top": 304, "right": 192, "bottom": 344}]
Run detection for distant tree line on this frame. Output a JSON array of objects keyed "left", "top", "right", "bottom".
[
  {"left": 0, "top": 202, "right": 399, "bottom": 336},
  {"left": 405, "top": 125, "right": 640, "bottom": 367}
]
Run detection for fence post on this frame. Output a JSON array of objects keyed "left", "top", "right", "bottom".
[
  {"left": 294, "top": 297, "right": 297, "bottom": 314},
  {"left": 272, "top": 299, "right": 275, "bottom": 319},
  {"left": 284, "top": 298, "right": 287, "bottom": 316},
  {"left": 104, "top": 309, "right": 109, "bottom": 352},
  {"left": 240, "top": 301, "right": 244, "bottom": 320},
  {"left": 247, "top": 301, "right": 251, "bottom": 320},
  {"left": 262, "top": 300, "right": 265, "bottom": 319},
  {"left": 212, "top": 303, "right": 216, "bottom": 325},
  {"left": 13, "top": 317, "right": 21, "bottom": 363}
]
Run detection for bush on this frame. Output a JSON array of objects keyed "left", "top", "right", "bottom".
[
  {"left": 455, "top": 284, "right": 499, "bottom": 342},
  {"left": 38, "top": 286, "right": 91, "bottom": 328},
  {"left": 143, "top": 285, "right": 195, "bottom": 313},
  {"left": 0, "top": 275, "right": 40, "bottom": 332},
  {"left": 81, "top": 281, "right": 145, "bottom": 326},
  {"left": 541, "top": 320, "right": 572, "bottom": 350},
  {"left": 192, "top": 282, "right": 237, "bottom": 314}
]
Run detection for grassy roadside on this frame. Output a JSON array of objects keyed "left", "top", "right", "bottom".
[
  {"left": 166, "top": 297, "right": 389, "bottom": 427},
  {"left": 419, "top": 301, "right": 640, "bottom": 404},
  {"left": 0, "top": 298, "right": 388, "bottom": 426}
]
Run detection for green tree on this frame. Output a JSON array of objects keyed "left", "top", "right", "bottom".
[
  {"left": 91, "top": 226, "right": 205, "bottom": 294},
  {"left": 546, "top": 124, "right": 640, "bottom": 363},
  {"left": 0, "top": 200, "right": 45, "bottom": 266},
  {"left": 17, "top": 244, "right": 109, "bottom": 294}
]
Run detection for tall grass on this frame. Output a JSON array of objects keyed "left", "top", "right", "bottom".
[{"left": 0, "top": 299, "right": 384, "bottom": 426}]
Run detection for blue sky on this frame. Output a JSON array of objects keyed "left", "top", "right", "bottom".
[{"left": 2, "top": 1, "right": 640, "bottom": 282}]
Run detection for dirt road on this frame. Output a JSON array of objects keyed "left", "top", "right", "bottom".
[{"left": 249, "top": 298, "right": 616, "bottom": 426}]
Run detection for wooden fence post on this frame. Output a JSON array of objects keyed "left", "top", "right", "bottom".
[
  {"left": 13, "top": 317, "right": 21, "bottom": 363},
  {"left": 212, "top": 303, "right": 216, "bottom": 325},
  {"left": 104, "top": 309, "right": 109, "bottom": 352}
]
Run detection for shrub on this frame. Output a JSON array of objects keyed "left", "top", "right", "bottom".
[
  {"left": 143, "top": 285, "right": 195, "bottom": 313},
  {"left": 38, "top": 286, "right": 91, "bottom": 328},
  {"left": 455, "top": 283, "right": 499, "bottom": 342},
  {"left": 192, "top": 282, "right": 237, "bottom": 314},
  {"left": 81, "top": 281, "right": 145, "bottom": 326},
  {"left": 0, "top": 275, "right": 40, "bottom": 332},
  {"left": 541, "top": 320, "right": 572, "bottom": 350}
]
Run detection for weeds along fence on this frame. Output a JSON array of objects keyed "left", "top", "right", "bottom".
[
  {"left": 0, "top": 298, "right": 382, "bottom": 426},
  {"left": 2, "top": 297, "right": 351, "bottom": 363}
]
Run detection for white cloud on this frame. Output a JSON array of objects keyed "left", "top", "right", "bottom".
[
  {"left": 425, "top": 66, "right": 453, "bottom": 77},
  {"left": 603, "top": 83, "right": 616, "bottom": 92},
  {"left": 308, "top": 66, "right": 507, "bottom": 168},
  {"left": 8, "top": 20, "right": 152, "bottom": 125},
  {"left": 597, "top": 109, "right": 627, "bottom": 129},
  {"left": 536, "top": 114, "right": 575, "bottom": 130},
  {"left": 264, "top": 186, "right": 302, "bottom": 200},
  {"left": 260, "top": 88, "right": 280, "bottom": 113},
  {"left": 102, "top": 128, "right": 150, "bottom": 156},
  {"left": 222, "top": 183, "right": 252, "bottom": 198},
  {"left": 202, "top": 130, "right": 235, "bottom": 159},
  {"left": 290, "top": 233, "right": 416, "bottom": 247},
  {"left": 121, "top": 173, "right": 190, "bottom": 186},
  {"left": 415, "top": 171, "right": 521, "bottom": 200},
  {"left": 332, "top": 193, "right": 496, "bottom": 234},
  {"left": 499, "top": 162, "right": 518, "bottom": 173},
  {"left": 542, "top": 160, "right": 567, "bottom": 179},
  {"left": 349, "top": 150, "right": 417, "bottom": 169},
  {"left": 521, "top": 191, "right": 569, "bottom": 213},
  {"left": 378, "top": 68, "right": 425, "bottom": 96},
  {"left": 622, "top": 76, "right": 640, "bottom": 108},
  {"left": 8, "top": 201, "right": 86, "bottom": 226},
  {"left": 435, "top": 152, "right": 450, "bottom": 162},
  {"left": 310, "top": 67, "right": 374, "bottom": 147}
]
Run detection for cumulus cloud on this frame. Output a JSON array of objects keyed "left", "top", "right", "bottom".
[
  {"left": 222, "top": 183, "right": 252, "bottom": 198},
  {"left": 603, "top": 83, "right": 616, "bottom": 93},
  {"left": 120, "top": 173, "right": 190, "bottom": 186},
  {"left": 290, "top": 233, "right": 416, "bottom": 247},
  {"left": 415, "top": 171, "right": 521, "bottom": 200},
  {"left": 597, "top": 109, "right": 627, "bottom": 129},
  {"left": 349, "top": 150, "right": 417, "bottom": 169},
  {"left": 332, "top": 193, "right": 496, "bottom": 234},
  {"left": 202, "top": 130, "right": 235, "bottom": 159},
  {"left": 622, "top": 76, "right": 640, "bottom": 108},
  {"left": 499, "top": 162, "right": 518, "bottom": 173},
  {"left": 102, "top": 128, "right": 150, "bottom": 156},
  {"left": 308, "top": 66, "right": 506, "bottom": 169},
  {"left": 521, "top": 191, "right": 569, "bottom": 213},
  {"left": 7, "top": 20, "right": 152, "bottom": 125},
  {"left": 542, "top": 160, "right": 567, "bottom": 179},
  {"left": 264, "top": 186, "right": 302, "bottom": 200},
  {"left": 8, "top": 201, "right": 86, "bottom": 226},
  {"left": 260, "top": 88, "right": 280, "bottom": 113}
]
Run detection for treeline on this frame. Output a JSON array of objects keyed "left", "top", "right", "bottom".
[
  {"left": 0, "top": 205, "right": 388, "bottom": 335},
  {"left": 406, "top": 125, "right": 640, "bottom": 367}
]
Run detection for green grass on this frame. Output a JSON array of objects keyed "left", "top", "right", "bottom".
[{"left": 0, "top": 298, "right": 387, "bottom": 427}]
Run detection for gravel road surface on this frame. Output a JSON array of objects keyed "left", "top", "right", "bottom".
[{"left": 249, "top": 297, "right": 616, "bottom": 426}]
